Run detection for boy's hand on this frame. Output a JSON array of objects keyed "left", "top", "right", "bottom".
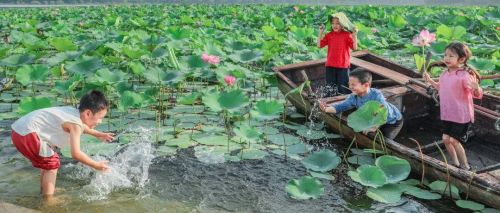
[
  {"left": 95, "top": 132, "right": 114, "bottom": 143},
  {"left": 362, "top": 127, "right": 377, "bottom": 135},
  {"left": 318, "top": 101, "right": 336, "bottom": 113},
  {"left": 93, "top": 160, "right": 110, "bottom": 172}
]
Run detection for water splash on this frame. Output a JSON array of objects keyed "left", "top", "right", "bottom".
[{"left": 80, "top": 127, "right": 156, "bottom": 201}]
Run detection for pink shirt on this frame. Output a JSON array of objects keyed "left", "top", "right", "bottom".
[{"left": 438, "top": 68, "right": 483, "bottom": 123}]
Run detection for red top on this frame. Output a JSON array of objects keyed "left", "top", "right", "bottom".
[{"left": 319, "top": 30, "right": 354, "bottom": 68}]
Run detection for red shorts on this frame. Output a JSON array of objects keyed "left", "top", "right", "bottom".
[{"left": 11, "top": 131, "right": 60, "bottom": 170}]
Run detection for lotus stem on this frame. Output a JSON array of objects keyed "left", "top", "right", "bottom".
[
  {"left": 434, "top": 141, "right": 452, "bottom": 198},
  {"left": 465, "top": 169, "right": 477, "bottom": 200},
  {"left": 343, "top": 136, "right": 357, "bottom": 169},
  {"left": 409, "top": 138, "right": 425, "bottom": 187}
]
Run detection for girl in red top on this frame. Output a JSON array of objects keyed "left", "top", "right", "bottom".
[{"left": 317, "top": 16, "right": 358, "bottom": 96}]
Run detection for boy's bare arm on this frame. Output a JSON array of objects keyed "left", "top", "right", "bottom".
[
  {"left": 83, "top": 124, "right": 114, "bottom": 142},
  {"left": 65, "top": 123, "right": 109, "bottom": 171}
]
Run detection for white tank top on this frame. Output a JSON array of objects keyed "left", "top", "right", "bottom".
[{"left": 11, "top": 106, "right": 83, "bottom": 157}]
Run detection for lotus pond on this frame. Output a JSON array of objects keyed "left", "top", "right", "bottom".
[{"left": 0, "top": 4, "right": 499, "bottom": 213}]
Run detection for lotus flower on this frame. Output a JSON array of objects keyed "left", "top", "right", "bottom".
[
  {"left": 412, "top": 29, "right": 436, "bottom": 47},
  {"left": 224, "top": 75, "right": 236, "bottom": 86},
  {"left": 201, "top": 53, "right": 220, "bottom": 65},
  {"left": 371, "top": 28, "right": 378, "bottom": 33}
]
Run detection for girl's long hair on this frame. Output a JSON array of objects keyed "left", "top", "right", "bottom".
[{"left": 445, "top": 42, "right": 481, "bottom": 81}]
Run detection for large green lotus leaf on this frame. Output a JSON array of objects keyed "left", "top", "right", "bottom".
[
  {"left": 357, "top": 165, "right": 387, "bottom": 188},
  {"left": 202, "top": 90, "right": 249, "bottom": 113},
  {"left": 250, "top": 100, "right": 283, "bottom": 121},
  {"left": 15, "top": 64, "right": 50, "bottom": 86},
  {"left": 194, "top": 135, "right": 230, "bottom": 146},
  {"left": 204, "top": 42, "right": 225, "bottom": 56},
  {"left": 480, "top": 79, "right": 495, "bottom": 89},
  {"left": 233, "top": 123, "right": 263, "bottom": 143},
  {"left": 309, "top": 171, "right": 335, "bottom": 181},
  {"left": 290, "top": 26, "right": 314, "bottom": 40},
  {"left": 455, "top": 200, "right": 485, "bottom": 211},
  {"left": 185, "top": 55, "right": 207, "bottom": 69},
  {"left": 428, "top": 180, "right": 461, "bottom": 199},
  {"left": 468, "top": 58, "right": 496, "bottom": 71},
  {"left": 287, "top": 142, "right": 312, "bottom": 155},
  {"left": 0, "top": 54, "right": 35, "bottom": 67},
  {"left": 398, "top": 184, "right": 441, "bottom": 200},
  {"left": 17, "top": 97, "right": 52, "bottom": 116},
  {"left": 301, "top": 149, "right": 340, "bottom": 173},
  {"left": 119, "top": 91, "right": 145, "bottom": 111},
  {"left": 375, "top": 155, "right": 411, "bottom": 184},
  {"left": 347, "top": 100, "right": 388, "bottom": 132},
  {"left": 348, "top": 155, "right": 375, "bottom": 165},
  {"left": 436, "top": 24, "right": 466, "bottom": 41},
  {"left": 93, "top": 68, "right": 127, "bottom": 84},
  {"left": 267, "top": 133, "right": 301, "bottom": 146},
  {"left": 65, "top": 56, "right": 103, "bottom": 77},
  {"left": 143, "top": 67, "right": 183, "bottom": 85},
  {"left": 229, "top": 49, "right": 261, "bottom": 63},
  {"left": 257, "top": 126, "right": 279, "bottom": 135},
  {"left": 166, "top": 27, "right": 191, "bottom": 40},
  {"left": 129, "top": 61, "right": 146, "bottom": 76},
  {"left": 50, "top": 37, "right": 78, "bottom": 52},
  {"left": 388, "top": 14, "right": 407, "bottom": 28},
  {"left": 286, "top": 176, "right": 325, "bottom": 200},
  {"left": 366, "top": 184, "right": 403, "bottom": 204},
  {"left": 122, "top": 45, "right": 149, "bottom": 59},
  {"left": 177, "top": 92, "right": 201, "bottom": 105},
  {"left": 348, "top": 170, "right": 362, "bottom": 183},
  {"left": 239, "top": 149, "right": 268, "bottom": 160},
  {"left": 53, "top": 74, "right": 82, "bottom": 94},
  {"left": 164, "top": 135, "right": 198, "bottom": 149}
]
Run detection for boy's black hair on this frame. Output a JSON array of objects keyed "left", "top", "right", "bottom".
[
  {"left": 349, "top": 68, "right": 372, "bottom": 85},
  {"left": 78, "top": 90, "right": 109, "bottom": 113}
]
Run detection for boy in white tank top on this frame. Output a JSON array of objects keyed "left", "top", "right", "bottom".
[{"left": 11, "top": 90, "right": 114, "bottom": 198}]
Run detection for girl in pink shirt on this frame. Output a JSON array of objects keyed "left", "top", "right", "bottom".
[{"left": 424, "top": 42, "right": 483, "bottom": 170}]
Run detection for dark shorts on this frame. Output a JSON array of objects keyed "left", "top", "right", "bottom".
[
  {"left": 442, "top": 120, "right": 472, "bottom": 144},
  {"left": 325, "top": 66, "right": 350, "bottom": 96},
  {"left": 380, "top": 119, "right": 404, "bottom": 140}
]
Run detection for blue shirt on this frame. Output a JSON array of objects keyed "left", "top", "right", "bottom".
[{"left": 332, "top": 88, "right": 402, "bottom": 124}]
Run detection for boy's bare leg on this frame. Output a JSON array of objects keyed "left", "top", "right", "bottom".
[
  {"left": 40, "top": 169, "right": 58, "bottom": 195},
  {"left": 450, "top": 137, "right": 470, "bottom": 169},
  {"left": 442, "top": 134, "right": 460, "bottom": 166}
]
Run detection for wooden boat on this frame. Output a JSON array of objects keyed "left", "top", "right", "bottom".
[{"left": 273, "top": 50, "right": 500, "bottom": 209}]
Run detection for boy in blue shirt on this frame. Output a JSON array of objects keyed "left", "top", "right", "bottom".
[{"left": 319, "top": 68, "right": 404, "bottom": 139}]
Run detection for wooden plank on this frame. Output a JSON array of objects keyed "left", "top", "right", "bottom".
[
  {"left": 273, "top": 50, "right": 369, "bottom": 72},
  {"left": 477, "top": 163, "right": 500, "bottom": 174},
  {"left": 350, "top": 57, "right": 431, "bottom": 98}
]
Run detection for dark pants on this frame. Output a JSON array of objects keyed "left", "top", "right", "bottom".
[
  {"left": 380, "top": 119, "right": 404, "bottom": 140},
  {"left": 325, "top": 66, "right": 350, "bottom": 96}
]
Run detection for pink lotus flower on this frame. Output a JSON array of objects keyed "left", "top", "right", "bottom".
[
  {"left": 224, "top": 75, "right": 236, "bottom": 86},
  {"left": 201, "top": 53, "right": 220, "bottom": 65},
  {"left": 371, "top": 28, "right": 378, "bottom": 33},
  {"left": 412, "top": 29, "right": 436, "bottom": 47}
]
